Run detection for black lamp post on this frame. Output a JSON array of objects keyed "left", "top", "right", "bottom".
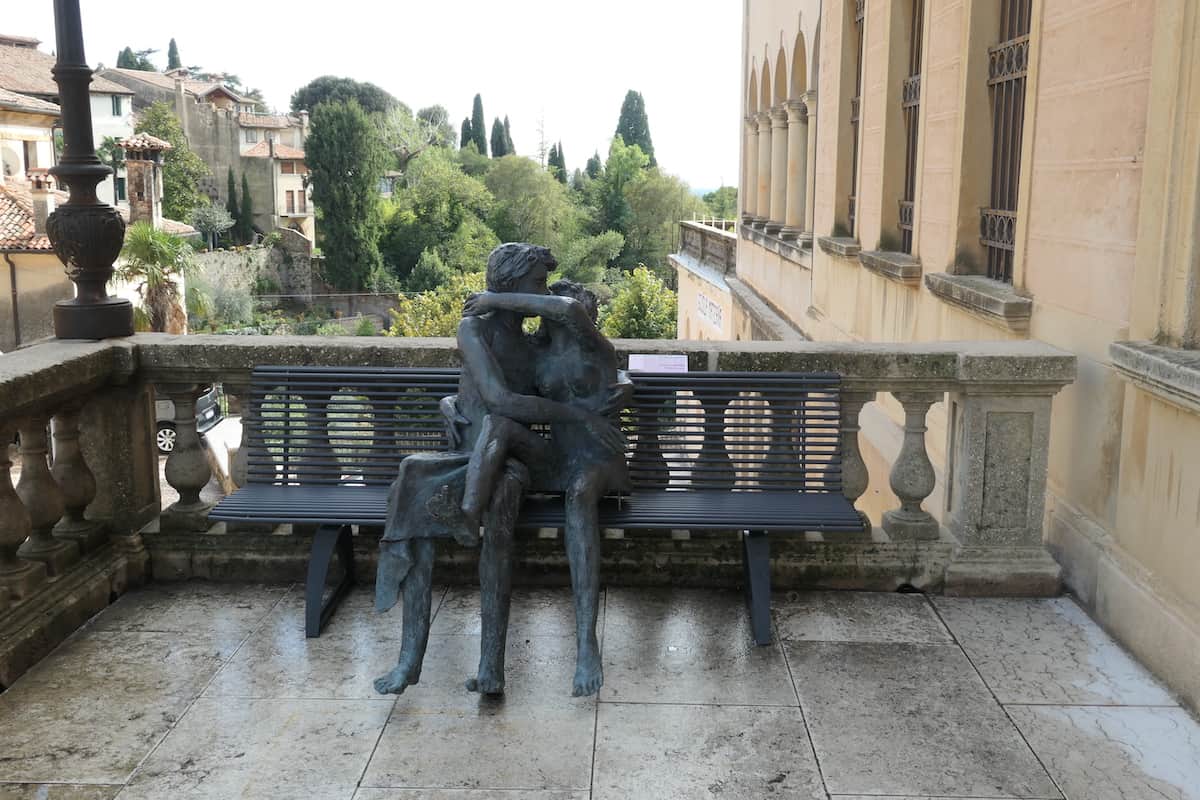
[{"left": 47, "top": 0, "right": 133, "bottom": 339}]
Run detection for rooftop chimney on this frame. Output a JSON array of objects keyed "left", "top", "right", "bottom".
[
  {"left": 299, "top": 110, "right": 309, "bottom": 142},
  {"left": 29, "top": 171, "right": 55, "bottom": 235},
  {"left": 119, "top": 134, "right": 172, "bottom": 230}
]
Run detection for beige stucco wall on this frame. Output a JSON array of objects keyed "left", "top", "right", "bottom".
[
  {"left": 1, "top": 252, "right": 73, "bottom": 351},
  {"left": 675, "top": 263, "right": 734, "bottom": 342}
]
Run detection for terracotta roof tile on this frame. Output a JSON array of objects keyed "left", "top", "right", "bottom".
[
  {"left": 238, "top": 112, "right": 292, "bottom": 129},
  {"left": 0, "top": 41, "right": 132, "bottom": 96},
  {"left": 119, "top": 132, "right": 172, "bottom": 150},
  {"left": 243, "top": 140, "right": 306, "bottom": 160},
  {"left": 0, "top": 86, "right": 58, "bottom": 115}
]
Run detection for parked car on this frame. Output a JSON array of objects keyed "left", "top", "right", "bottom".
[{"left": 155, "top": 385, "right": 223, "bottom": 454}]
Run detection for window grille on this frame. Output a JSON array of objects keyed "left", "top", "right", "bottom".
[
  {"left": 899, "top": 0, "right": 924, "bottom": 254},
  {"left": 848, "top": 0, "right": 866, "bottom": 236},
  {"left": 982, "top": 0, "right": 1031, "bottom": 283}
]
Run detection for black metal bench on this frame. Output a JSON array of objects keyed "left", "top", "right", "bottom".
[{"left": 209, "top": 366, "right": 866, "bottom": 642}]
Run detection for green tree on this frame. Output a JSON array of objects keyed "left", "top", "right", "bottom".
[
  {"left": 471, "top": 94, "right": 487, "bottom": 156},
  {"left": 135, "top": 102, "right": 210, "bottom": 222},
  {"left": 167, "top": 38, "right": 181, "bottom": 70},
  {"left": 460, "top": 117, "right": 473, "bottom": 149},
  {"left": 116, "top": 221, "right": 197, "bottom": 332},
  {"left": 290, "top": 75, "right": 401, "bottom": 115},
  {"left": 557, "top": 230, "right": 625, "bottom": 285},
  {"left": 615, "top": 90, "right": 656, "bottom": 167},
  {"left": 503, "top": 115, "right": 514, "bottom": 154},
  {"left": 117, "top": 46, "right": 156, "bottom": 71},
  {"left": 596, "top": 135, "right": 649, "bottom": 241},
  {"left": 405, "top": 248, "right": 454, "bottom": 292},
  {"left": 490, "top": 117, "right": 509, "bottom": 158},
  {"left": 585, "top": 150, "right": 603, "bottom": 179},
  {"left": 224, "top": 168, "right": 239, "bottom": 242},
  {"left": 96, "top": 136, "right": 125, "bottom": 173},
  {"left": 702, "top": 186, "right": 738, "bottom": 219},
  {"left": 380, "top": 105, "right": 455, "bottom": 173},
  {"left": 600, "top": 265, "right": 676, "bottom": 339},
  {"left": 307, "top": 99, "right": 389, "bottom": 291},
  {"left": 380, "top": 147, "right": 493, "bottom": 280},
  {"left": 238, "top": 172, "right": 255, "bottom": 242},
  {"left": 547, "top": 140, "right": 567, "bottom": 183},
  {"left": 484, "top": 155, "right": 579, "bottom": 253},
  {"left": 191, "top": 204, "right": 234, "bottom": 250},
  {"left": 623, "top": 168, "right": 708, "bottom": 276},
  {"left": 456, "top": 142, "right": 491, "bottom": 178},
  {"left": 387, "top": 271, "right": 486, "bottom": 337},
  {"left": 417, "top": 106, "right": 456, "bottom": 148}
]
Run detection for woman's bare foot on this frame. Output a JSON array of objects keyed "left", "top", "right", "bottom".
[{"left": 374, "top": 660, "right": 421, "bottom": 695}]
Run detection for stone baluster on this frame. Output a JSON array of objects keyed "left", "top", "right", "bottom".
[
  {"left": 882, "top": 392, "right": 940, "bottom": 541},
  {"left": 692, "top": 388, "right": 737, "bottom": 488},
  {"left": 16, "top": 416, "right": 79, "bottom": 574},
  {"left": 160, "top": 385, "right": 214, "bottom": 531},
  {"left": 0, "top": 423, "right": 47, "bottom": 599},
  {"left": 839, "top": 391, "right": 876, "bottom": 535},
  {"left": 50, "top": 404, "right": 105, "bottom": 553}
]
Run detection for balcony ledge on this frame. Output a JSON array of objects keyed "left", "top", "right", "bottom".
[
  {"left": 859, "top": 250, "right": 922, "bottom": 286},
  {"left": 740, "top": 225, "right": 811, "bottom": 269},
  {"left": 1110, "top": 341, "right": 1200, "bottom": 414},
  {"left": 816, "top": 236, "right": 862, "bottom": 259},
  {"left": 924, "top": 273, "right": 1032, "bottom": 333}
]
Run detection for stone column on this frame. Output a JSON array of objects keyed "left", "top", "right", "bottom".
[
  {"left": 882, "top": 392, "right": 941, "bottom": 541},
  {"left": 803, "top": 91, "right": 818, "bottom": 236},
  {"left": 754, "top": 112, "right": 773, "bottom": 229},
  {"left": 766, "top": 107, "right": 789, "bottom": 235},
  {"left": 943, "top": 389, "right": 1063, "bottom": 595},
  {"left": 781, "top": 101, "right": 808, "bottom": 240},
  {"left": 839, "top": 391, "right": 876, "bottom": 533},
  {"left": 15, "top": 416, "right": 79, "bottom": 575},
  {"left": 50, "top": 404, "right": 105, "bottom": 553},
  {"left": 160, "top": 385, "right": 214, "bottom": 532},
  {"left": 741, "top": 115, "right": 759, "bottom": 224},
  {"left": 0, "top": 422, "right": 46, "bottom": 599}
]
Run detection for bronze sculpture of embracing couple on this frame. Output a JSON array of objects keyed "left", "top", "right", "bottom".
[{"left": 374, "top": 242, "right": 631, "bottom": 698}]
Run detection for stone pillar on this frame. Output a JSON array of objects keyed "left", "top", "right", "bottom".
[
  {"left": 766, "top": 107, "right": 789, "bottom": 235},
  {"left": 781, "top": 101, "right": 808, "bottom": 240},
  {"left": 0, "top": 422, "right": 46, "bottom": 599},
  {"left": 160, "top": 385, "right": 214, "bottom": 532},
  {"left": 742, "top": 115, "right": 759, "bottom": 223},
  {"left": 803, "top": 91, "right": 818, "bottom": 236},
  {"left": 839, "top": 391, "right": 876, "bottom": 529},
  {"left": 50, "top": 404, "right": 105, "bottom": 553},
  {"left": 754, "top": 112, "right": 773, "bottom": 229},
  {"left": 15, "top": 416, "right": 79, "bottom": 575},
  {"left": 943, "top": 389, "right": 1062, "bottom": 595},
  {"left": 882, "top": 392, "right": 941, "bottom": 541}
]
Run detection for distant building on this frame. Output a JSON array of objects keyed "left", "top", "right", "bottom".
[
  {"left": 0, "top": 33, "right": 134, "bottom": 208},
  {"left": 101, "top": 67, "right": 314, "bottom": 242}
]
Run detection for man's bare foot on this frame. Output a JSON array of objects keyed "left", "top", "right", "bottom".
[
  {"left": 374, "top": 661, "right": 421, "bottom": 695},
  {"left": 572, "top": 644, "right": 603, "bottom": 697},
  {"left": 465, "top": 667, "right": 505, "bottom": 695}
]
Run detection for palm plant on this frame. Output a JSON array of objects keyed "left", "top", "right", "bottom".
[{"left": 116, "top": 222, "right": 199, "bottom": 333}]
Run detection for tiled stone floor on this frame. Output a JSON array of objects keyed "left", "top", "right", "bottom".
[{"left": 1, "top": 583, "right": 1198, "bottom": 800}]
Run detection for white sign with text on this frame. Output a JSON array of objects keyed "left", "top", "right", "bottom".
[{"left": 628, "top": 354, "right": 689, "bottom": 373}]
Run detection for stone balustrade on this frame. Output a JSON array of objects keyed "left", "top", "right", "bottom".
[
  {"left": 0, "top": 333, "right": 1075, "bottom": 683},
  {"left": 679, "top": 220, "right": 738, "bottom": 276}
]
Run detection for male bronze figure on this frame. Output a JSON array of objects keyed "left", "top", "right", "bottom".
[{"left": 375, "top": 243, "right": 630, "bottom": 698}]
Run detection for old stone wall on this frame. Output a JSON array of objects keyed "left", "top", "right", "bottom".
[{"left": 178, "top": 103, "right": 276, "bottom": 235}]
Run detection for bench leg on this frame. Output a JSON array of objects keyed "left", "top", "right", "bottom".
[
  {"left": 742, "top": 530, "right": 772, "bottom": 646},
  {"left": 305, "top": 524, "right": 355, "bottom": 638}
]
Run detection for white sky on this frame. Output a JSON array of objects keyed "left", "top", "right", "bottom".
[{"left": 16, "top": 1, "right": 741, "bottom": 192}]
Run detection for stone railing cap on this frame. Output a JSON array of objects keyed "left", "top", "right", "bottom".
[{"left": 1110, "top": 340, "right": 1200, "bottom": 412}]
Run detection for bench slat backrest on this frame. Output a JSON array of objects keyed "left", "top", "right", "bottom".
[{"left": 245, "top": 366, "right": 843, "bottom": 494}]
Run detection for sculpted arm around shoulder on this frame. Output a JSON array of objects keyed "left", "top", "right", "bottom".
[{"left": 456, "top": 316, "right": 584, "bottom": 426}]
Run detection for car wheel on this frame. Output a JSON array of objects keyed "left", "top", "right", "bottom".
[{"left": 156, "top": 422, "right": 177, "bottom": 454}]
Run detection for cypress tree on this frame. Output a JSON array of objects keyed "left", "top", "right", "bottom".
[
  {"left": 460, "top": 117, "right": 472, "bottom": 149},
  {"left": 225, "top": 168, "right": 239, "bottom": 243},
  {"left": 239, "top": 172, "right": 255, "bottom": 242},
  {"left": 167, "top": 38, "right": 181, "bottom": 70},
  {"left": 586, "top": 150, "right": 603, "bottom": 179},
  {"left": 470, "top": 94, "right": 487, "bottom": 156},
  {"left": 490, "top": 117, "right": 508, "bottom": 158},
  {"left": 615, "top": 90, "right": 656, "bottom": 167},
  {"left": 117, "top": 47, "right": 135, "bottom": 68},
  {"left": 503, "top": 115, "right": 514, "bottom": 154},
  {"left": 555, "top": 141, "right": 567, "bottom": 183}
]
